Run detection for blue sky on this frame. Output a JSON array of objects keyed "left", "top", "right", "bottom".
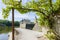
[
  {"left": 0, "top": 0, "right": 37, "bottom": 22},
  {"left": 0, "top": 0, "right": 56, "bottom": 22}
]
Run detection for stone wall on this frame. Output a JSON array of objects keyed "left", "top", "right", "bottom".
[{"left": 53, "top": 15, "right": 60, "bottom": 39}]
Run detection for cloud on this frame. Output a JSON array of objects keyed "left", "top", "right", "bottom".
[{"left": 7, "top": 10, "right": 37, "bottom": 21}]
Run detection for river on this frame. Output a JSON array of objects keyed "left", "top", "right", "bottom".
[{"left": 0, "top": 33, "right": 8, "bottom": 40}]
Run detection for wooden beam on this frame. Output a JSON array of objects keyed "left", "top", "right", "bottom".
[{"left": 12, "top": 8, "right": 14, "bottom": 40}]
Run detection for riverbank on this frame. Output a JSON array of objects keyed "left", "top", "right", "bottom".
[{"left": 0, "top": 26, "right": 19, "bottom": 34}]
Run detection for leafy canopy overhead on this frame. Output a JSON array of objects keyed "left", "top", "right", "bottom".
[
  {"left": 2, "top": 0, "right": 29, "bottom": 18},
  {"left": 2, "top": 0, "right": 60, "bottom": 28}
]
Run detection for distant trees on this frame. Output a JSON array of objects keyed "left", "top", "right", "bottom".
[
  {"left": 14, "top": 21, "right": 19, "bottom": 26},
  {"left": 0, "top": 20, "right": 19, "bottom": 27},
  {"left": 0, "top": 19, "right": 34, "bottom": 27},
  {"left": 0, "top": 20, "right": 20, "bottom": 33}
]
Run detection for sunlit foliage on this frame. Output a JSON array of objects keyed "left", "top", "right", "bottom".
[{"left": 2, "top": 0, "right": 60, "bottom": 28}]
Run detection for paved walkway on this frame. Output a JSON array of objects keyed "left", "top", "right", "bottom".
[{"left": 8, "top": 28, "right": 48, "bottom": 40}]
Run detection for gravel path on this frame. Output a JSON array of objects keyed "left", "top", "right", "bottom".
[{"left": 8, "top": 28, "right": 48, "bottom": 40}]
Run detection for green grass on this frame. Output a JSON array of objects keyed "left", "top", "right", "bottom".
[{"left": 0, "top": 26, "right": 12, "bottom": 34}]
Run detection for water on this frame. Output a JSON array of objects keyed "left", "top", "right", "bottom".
[{"left": 0, "top": 33, "right": 8, "bottom": 40}]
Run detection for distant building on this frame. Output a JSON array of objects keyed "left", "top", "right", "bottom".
[
  {"left": 33, "top": 16, "right": 41, "bottom": 31},
  {"left": 20, "top": 19, "right": 35, "bottom": 30},
  {"left": 20, "top": 18, "right": 41, "bottom": 31}
]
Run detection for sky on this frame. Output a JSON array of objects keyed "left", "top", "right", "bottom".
[
  {"left": 0, "top": 0, "right": 37, "bottom": 22},
  {"left": 0, "top": 0, "right": 56, "bottom": 22}
]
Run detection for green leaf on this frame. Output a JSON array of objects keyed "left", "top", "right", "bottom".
[{"left": 2, "top": 7, "right": 11, "bottom": 19}]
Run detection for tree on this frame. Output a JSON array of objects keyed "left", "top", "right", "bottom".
[
  {"left": 24, "top": 0, "right": 60, "bottom": 28},
  {"left": 2, "top": 0, "right": 60, "bottom": 30},
  {"left": 2, "top": 0, "right": 60, "bottom": 39},
  {"left": 2, "top": 0, "right": 60, "bottom": 28}
]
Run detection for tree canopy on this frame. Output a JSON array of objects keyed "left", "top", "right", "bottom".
[{"left": 2, "top": 0, "right": 60, "bottom": 28}]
